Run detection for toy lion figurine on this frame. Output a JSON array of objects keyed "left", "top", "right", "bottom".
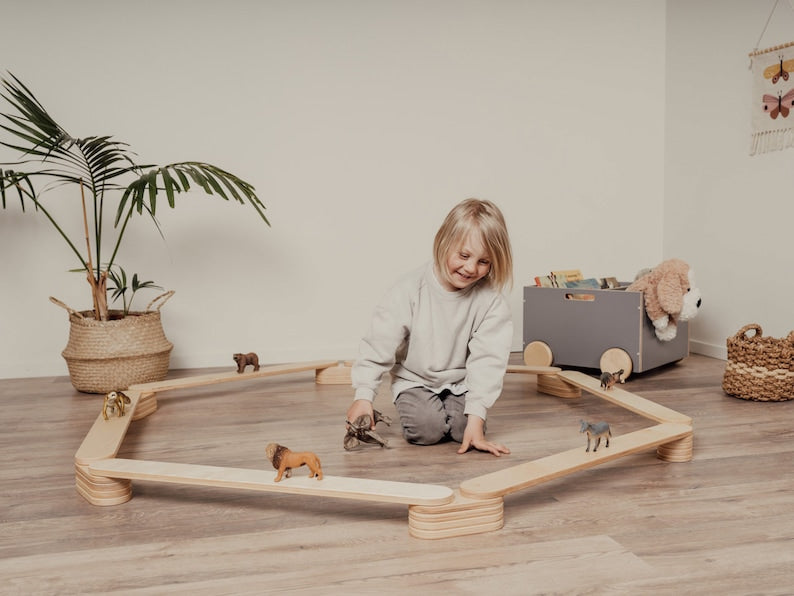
[{"left": 265, "top": 442, "right": 323, "bottom": 482}]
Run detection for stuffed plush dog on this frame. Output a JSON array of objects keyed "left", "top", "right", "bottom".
[{"left": 626, "top": 258, "right": 702, "bottom": 341}]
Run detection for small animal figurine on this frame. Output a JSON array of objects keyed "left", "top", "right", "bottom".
[
  {"left": 233, "top": 352, "right": 260, "bottom": 374},
  {"left": 102, "top": 391, "right": 131, "bottom": 420},
  {"left": 265, "top": 443, "right": 323, "bottom": 482},
  {"left": 599, "top": 369, "right": 624, "bottom": 390},
  {"left": 580, "top": 420, "right": 611, "bottom": 452},
  {"left": 344, "top": 409, "right": 392, "bottom": 450}
]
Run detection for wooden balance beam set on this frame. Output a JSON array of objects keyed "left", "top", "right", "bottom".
[{"left": 74, "top": 360, "right": 693, "bottom": 540}]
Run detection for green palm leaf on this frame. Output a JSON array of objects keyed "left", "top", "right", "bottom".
[
  {"left": 1, "top": 72, "right": 269, "bottom": 321},
  {"left": 115, "top": 162, "right": 268, "bottom": 226}
]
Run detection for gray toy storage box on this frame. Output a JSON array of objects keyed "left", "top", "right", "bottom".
[{"left": 523, "top": 286, "right": 689, "bottom": 373}]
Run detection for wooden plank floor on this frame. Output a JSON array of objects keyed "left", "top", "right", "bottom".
[{"left": 1, "top": 354, "right": 793, "bottom": 594}]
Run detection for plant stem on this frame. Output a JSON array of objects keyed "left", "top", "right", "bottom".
[{"left": 80, "top": 179, "right": 107, "bottom": 320}]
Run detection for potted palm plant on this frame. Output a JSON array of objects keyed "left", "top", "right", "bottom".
[{"left": 0, "top": 73, "right": 269, "bottom": 392}]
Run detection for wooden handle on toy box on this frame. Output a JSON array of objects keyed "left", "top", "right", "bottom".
[
  {"left": 49, "top": 296, "right": 85, "bottom": 319},
  {"left": 145, "top": 290, "right": 175, "bottom": 312},
  {"left": 735, "top": 323, "right": 762, "bottom": 339}
]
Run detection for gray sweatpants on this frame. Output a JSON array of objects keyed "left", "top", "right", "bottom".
[{"left": 394, "top": 387, "right": 467, "bottom": 445}]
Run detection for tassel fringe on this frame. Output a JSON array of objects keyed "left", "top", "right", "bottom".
[{"left": 750, "top": 127, "right": 794, "bottom": 155}]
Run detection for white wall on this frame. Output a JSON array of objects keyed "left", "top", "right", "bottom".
[
  {"left": 0, "top": 0, "right": 667, "bottom": 380},
  {"left": 666, "top": 0, "right": 794, "bottom": 359}
]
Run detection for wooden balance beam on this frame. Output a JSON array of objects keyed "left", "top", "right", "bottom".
[
  {"left": 459, "top": 422, "right": 692, "bottom": 500},
  {"left": 506, "top": 364, "right": 562, "bottom": 375},
  {"left": 556, "top": 370, "right": 692, "bottom": 424},
  {"left": 408, "top": 422, "right": 693, "bottom": 538},
  {"left": 75, "top": 390, "right": 143, "bottom": 466},
  {"left": 410, "top": 368, "right": 694, "bottom": 538},
  {"left": 128, "top": 360, "right": 341, "bottom": 394},
  {"left": 87, "top": 458, "right": 454, "bottom": 507},
  {"left": 75, "top": 360, "right": 347, "bottom": 506},
  {"left": 74, "top": 359, "right": 694, "bottom": 539},
  {"left": 75, "top": 362, "right": 345, "bottom": 467},
  {"left": 408, "top": 491, "right": 505, "bottom": 540}
]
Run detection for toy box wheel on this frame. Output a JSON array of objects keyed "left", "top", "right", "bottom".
[
  {"left": 599, "top": 348, "right": 633, "bottom": 380},
  {"left": 523, "top": 341, "right": 553, "bottom": 367}
]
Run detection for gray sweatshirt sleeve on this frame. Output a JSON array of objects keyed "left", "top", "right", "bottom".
[
  {"left": 351, "top": 282, "right": 412, "bottom": 402},
  {"left": 462, "top": 294, "right": 513, "bottom": 420}
]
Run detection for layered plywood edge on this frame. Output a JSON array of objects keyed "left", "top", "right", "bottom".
[{"left": 75, "top": 360, "right": 693, "bottom": 540}]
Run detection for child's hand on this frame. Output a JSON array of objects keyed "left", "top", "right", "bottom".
[
  {"left": 457, "top": 415, "right": 510, "bottom": 457},
  {"left": 346, "top": 399, "right": 375, "bottom": 429},
  {"left": 459, "top": 435, "right": 511, "bottom": 457}
]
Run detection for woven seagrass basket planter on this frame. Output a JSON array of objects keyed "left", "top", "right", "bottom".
[
  {"left": 51, "top": 292, "right": 174, "bottom": 394},
  {"left": 722, "top": 324, "right": 794, "bottom": 402}
]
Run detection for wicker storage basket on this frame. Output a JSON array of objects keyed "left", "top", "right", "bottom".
[
  {"left": 51, "top": 292, "right": 174, "bottom": 394},
  {"left": 722, "top": 323, "right": 794, "bottom": 402}
]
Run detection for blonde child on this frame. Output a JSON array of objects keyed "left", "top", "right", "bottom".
[{"left": 346, "top": 198, "right": 514, "bottom": 456}]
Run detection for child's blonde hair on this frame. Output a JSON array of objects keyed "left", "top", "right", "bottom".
[{"left": 433, "top": 198, "right": 513, "bottom": 292}]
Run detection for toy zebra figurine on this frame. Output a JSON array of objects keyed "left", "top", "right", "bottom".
[
  {"left": 599, "top": 369, "right": 624, "bottom": 390},
  {"left": 580, "top": 420, "right": 611, "bottom": 452}
]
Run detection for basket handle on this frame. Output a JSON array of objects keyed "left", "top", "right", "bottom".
[
  {"left": 49, "top": 296, "right": 85, "bottom": 320},
  {"left": 145, "top": 290, "right": 175, "bottom": 312},
  {"left": 734, "top": 323, "right": 762, "bottom": 339}
]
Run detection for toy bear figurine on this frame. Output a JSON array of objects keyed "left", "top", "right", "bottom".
[{"left": 233, "top": 352, "right": 260, "bottom": 373}]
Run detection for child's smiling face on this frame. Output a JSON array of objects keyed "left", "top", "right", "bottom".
[{"left": 439, "top": 232, "right": 491, "bottom": 291}]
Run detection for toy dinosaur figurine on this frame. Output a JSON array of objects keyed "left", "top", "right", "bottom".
[
  {"left": 580, "top": 420, "right": 611, "bottom": 452},
  {"left": 344, "top": 409, "right": 392, "bottom": 450},
  {"left": 102, "top": 391, "right": 131, "bottom": 420},
  {"left": 599, "top": 369, "right": 624, "bottom": 390},
  {"left": 265, "top": 443, "right": 323, "bottom": 482}
]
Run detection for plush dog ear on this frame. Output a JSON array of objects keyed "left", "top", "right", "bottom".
[
  {"left": 628, "top": 270, "right": 664, "bottom": 321},
  {"left": 656, "top": 270, "right": 685, "bottom": 316}
]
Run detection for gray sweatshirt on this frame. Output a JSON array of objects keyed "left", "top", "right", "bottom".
[{"left": 352, "top": 263, "right": 513, "bottom": 421}]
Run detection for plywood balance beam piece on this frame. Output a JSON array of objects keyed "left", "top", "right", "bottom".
[
  {"left": 73, "top": 359, "right": 695, "bottom": 539},
  {"left": 409, "top": 491, "right": 504, "bottom": 540},
  {"left": 556, "top": 370, "right": 692, "bottom": 424},
  {"left": 75, "top": 390, "right": 143, "bottom": 465},
  {"left": 506, "top": 364, "right": 562, "bottom": 375},
  {"left": 459, "top": 422, "right": 693, "bottom": 500},
  {"left": 88, "top": 458, "right": 455, "bottom": 507},
  {"left": 128, "top": 360, "right": 340, "bottom": 394},
  {"left": 74, "top": 389, "right": 147, "bottom": 506},
  {"left": 315, "top": 360, "right": 353, "bottom": 385}
]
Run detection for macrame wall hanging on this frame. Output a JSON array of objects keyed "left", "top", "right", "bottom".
[{"left": 750, "top": 0, "right": 794, "bottom": 155}]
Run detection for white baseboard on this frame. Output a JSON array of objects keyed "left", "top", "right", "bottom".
[{"left": 689, "top": 339, "right": 726, "bottom": 361}]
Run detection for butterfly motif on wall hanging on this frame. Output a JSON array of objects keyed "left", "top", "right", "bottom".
[
  {"left": 763, "top": 57, "right": 794, "bottom": 84},
  {"left": 762, "top": 89, "right": 794, "bottom": 119}
]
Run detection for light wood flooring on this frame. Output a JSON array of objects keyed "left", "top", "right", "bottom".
[{"left": 1, "top": 354, "right": 793, "bottom": 595}]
